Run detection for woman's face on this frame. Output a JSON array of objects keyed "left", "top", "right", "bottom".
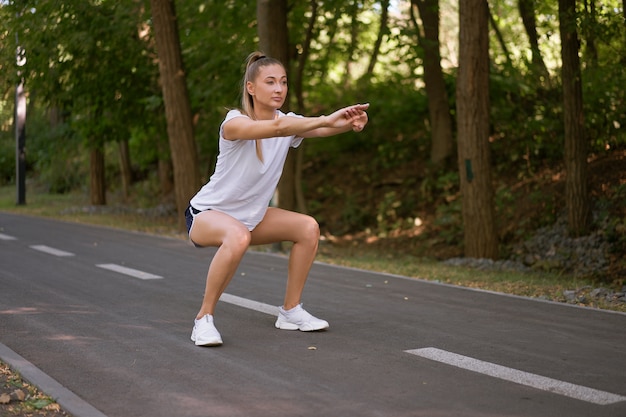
[{"left": 247, "top": 64, "right": 288, "bottom": 112}]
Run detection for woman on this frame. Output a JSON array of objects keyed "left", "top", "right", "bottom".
[{"left": 186, "top": 52, "right": 369, "bottom": 346}]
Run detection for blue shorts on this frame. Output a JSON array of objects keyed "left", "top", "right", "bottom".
[
  {"left": 185, "top": 205, "right": 204, "bottom": 247},
  {"left": 185, "top": 205, "right": 200, "bottom": 234}
]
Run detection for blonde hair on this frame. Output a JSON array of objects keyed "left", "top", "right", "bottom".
[{"left": 240, "top": 52, "right": 285, "bottom": 162}]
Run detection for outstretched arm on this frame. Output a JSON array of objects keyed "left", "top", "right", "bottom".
[
  {"left": 222, "top": 103, "right": 369, "bottom": 140},
  {"left": 301, "top": 106, "right": 369, "bottom": 138}
]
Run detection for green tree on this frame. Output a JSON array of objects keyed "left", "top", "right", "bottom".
[{"left": 1, "top": 0, "right": 156, "bottom": 203}]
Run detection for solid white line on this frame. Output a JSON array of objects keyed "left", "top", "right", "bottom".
[
  {"left": 96, "top": 263, "right": 162, "bottom": 280},
  {"left": 0, "top": 233, "right": 17, "bottom": 240},
  {"left": 30, "top": 245, "right": 75, "bottom": 257},
  {"left": 219, "top": 293, "right": 278, "bottom": 316},
  {"left": 405, "top": 347, "right": 626, "bottom": 405}
]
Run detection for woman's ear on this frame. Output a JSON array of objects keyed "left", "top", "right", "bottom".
[{"left": 246, "top": 81, "right": 255, "bottom": 96}]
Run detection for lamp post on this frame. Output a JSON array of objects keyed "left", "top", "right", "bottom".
[{"left": 15, "top": 39, "right": 26, "bottom": 205}]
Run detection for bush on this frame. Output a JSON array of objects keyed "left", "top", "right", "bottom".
[{"left": 26, "top": 111, "right": 86, "bottom": 194}]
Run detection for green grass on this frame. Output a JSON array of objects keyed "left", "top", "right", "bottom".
[
  {"left": 2, "top": 184, "right": 624, "bottom": 313},
  {"left": 316, "top": 244, "right": 603, "bottom": 302},
  {"left": 0, "top": 184, "right": 181, "bottom": 238}
]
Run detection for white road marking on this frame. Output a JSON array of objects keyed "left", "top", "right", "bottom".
[
  {"left": 0, "top": 233, "right": 17, "bottom": 240},
  {"left": 219, "top": 293, "right": 278, "bottom": 315},
  {"left": 96, "top": 263, "right": 162, "bottom": 280},
  {"left": 30, "top": 245, "right": 75, "bottom": 257},
  {"left": 405, "top": 347, "right": 626, "bottom": 405}
]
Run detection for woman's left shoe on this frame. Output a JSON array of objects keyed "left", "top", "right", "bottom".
[{"left": 275, "top": 304, "right": 329, "bottom": 331}]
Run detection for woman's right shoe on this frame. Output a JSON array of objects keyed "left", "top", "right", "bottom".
[{"left": 191, "top": 314, "right": 223, "bottom": 346}]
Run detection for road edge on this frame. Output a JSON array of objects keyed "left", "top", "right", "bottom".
[{"left": 0, "top": 342, "right": 108, "bottom": 417}]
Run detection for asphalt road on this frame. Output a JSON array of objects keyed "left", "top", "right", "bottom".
[{"left": 1, "top": 211, "right": 625, "bottom": 417}]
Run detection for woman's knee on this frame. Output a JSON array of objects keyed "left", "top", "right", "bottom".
[
  {"left": 300, "top": 215, "right": 320, "bottom": 244},
  {"left": 224, "top": 226, "right": 252, "bottom": 254}
]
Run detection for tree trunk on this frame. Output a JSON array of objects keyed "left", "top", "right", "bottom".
[
  {"left": 294, "top": 0, "right": 318, "bottom": 114},
  {"left": 365, "top": 0, "right": 390, "bottom": 78},
  {"left": 157, "top": 137, "right": 174, "bottom": 198},
  {"left": 150, "top": 0, "right": 200, "bottom": 230},
  {"left": 90, "top": 146, "right": 106, "bottom": 206},
  {"left": 257, "top": 0, "right": 298, "bottom": 213},
  {"left": 320, "top": 8, "right": 340, "bottom": 81},
  {"left": 488, "top": 10, "right": 513, "bottom": 67},
  {"left": 257, "top": 0, "right": 289, "bottom": 67},
  {"left": 456, "top": 0, "right": 498, "bottom": 259},
  {"left": 292, "top": 0, "right": 319, "bottom": 214},
  {"left": 342, "top": 0, "right": 360, "bottom": 87},
  {"left": 412, "top": 0, "right": 454, "bottom": 166},
  {"left": 559, "top": 0, "right": 591, "bottom": 237},
  {"left": 582, "top": 0, "right": 598, "bottom": 67},
  {"left": 519, "top": 0, "right": 551, "bottom": 84},
  {"left": 118, "top": 139, "right": 132, "bottom": 201}
]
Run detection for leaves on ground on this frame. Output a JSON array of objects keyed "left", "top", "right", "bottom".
[{"left": 0, "top": 362, "right": 69, "bottom": 417}]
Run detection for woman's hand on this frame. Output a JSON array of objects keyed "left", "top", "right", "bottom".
[
  {"left": 325, "top": 103, "right": 370, "bottom": 130},
  {"left": 351, "top": 109, "right": 368, "bottom": 132},
  {"left": 294, "top": 103, "right": 370, "bottom": 139}
]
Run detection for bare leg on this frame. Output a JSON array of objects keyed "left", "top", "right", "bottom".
[
  {"left": 251, "top": 208, "right": 320, "bottom": 310},
  {"left": 189, "top": 210, "right": 251, "bottom": 319}
]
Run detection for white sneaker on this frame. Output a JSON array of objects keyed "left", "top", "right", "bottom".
[
  {"left": 191, "top": 314, "right": 223, "bottom": 346},
  {"left": 275, "top": 304, "right": 329, "bottom": 331}
]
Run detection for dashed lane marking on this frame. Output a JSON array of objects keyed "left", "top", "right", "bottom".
[
  {"left": 96, "top": 263, "right": 162, "bottom": 280},
  {"left": 219, "top": 292, "right": 278, "bottom": 315},
  {"left": 30, "top": 245, "right": 75, "bottom": 257},
  {"left": 0, "top": 233, "right": 17, "bottom": 240},
  {"left": 405, "top": 347, "right": 626, "bottom": 405}
]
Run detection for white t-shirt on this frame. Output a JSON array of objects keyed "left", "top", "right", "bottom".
[{"left": 189, "top": 109, "right": 304, "bottom": 230}]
